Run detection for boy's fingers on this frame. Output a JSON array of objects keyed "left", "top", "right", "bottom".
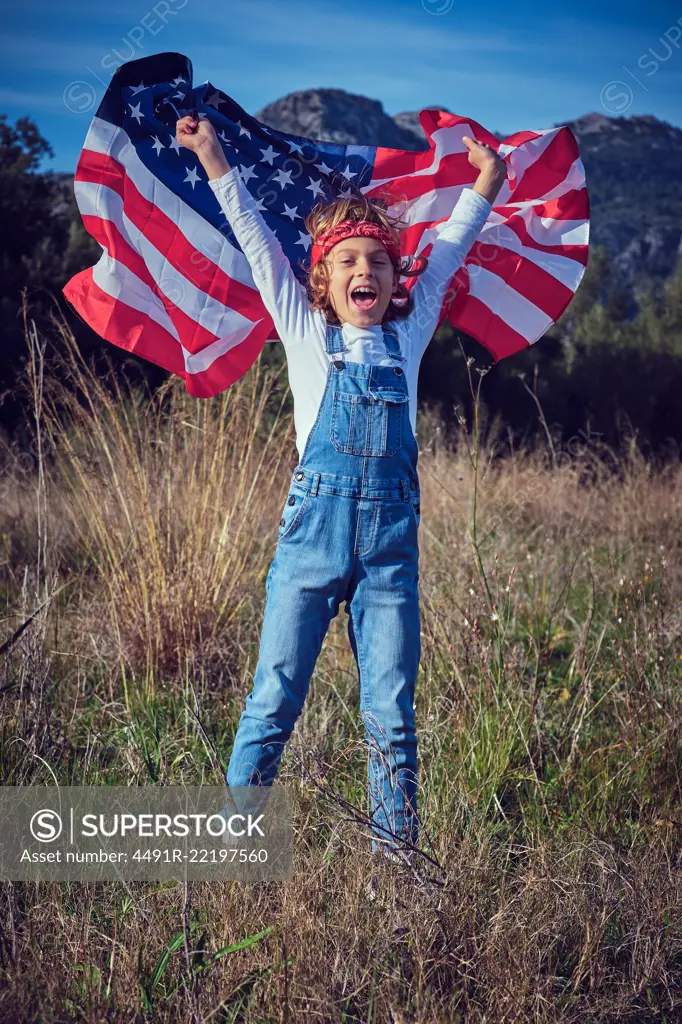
[{"left": 176, "top": 117, "right": 198, "bottom": 135}]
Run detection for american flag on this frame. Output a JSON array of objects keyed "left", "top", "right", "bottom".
[{"left": 63, "top": 51, "right": 589, "bottom": 398}]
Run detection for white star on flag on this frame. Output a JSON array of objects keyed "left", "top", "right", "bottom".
[{"left": 183, "top": 166, "right": 201, "bottom": 188}]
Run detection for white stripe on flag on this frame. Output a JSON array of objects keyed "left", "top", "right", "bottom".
[
  {"left": 91, "top": 252, "right": 181, "bottom": 339},
  {"left": 467, "top": 265, "right": 555, "bottom": 343}
]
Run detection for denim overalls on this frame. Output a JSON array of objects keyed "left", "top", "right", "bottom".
[{"left": 226, "top": 318, "right": 422, "bottom": 854}]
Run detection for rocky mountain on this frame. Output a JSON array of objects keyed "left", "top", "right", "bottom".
[
  {"left": 254, "top": 91, "right": 682, "bottom": 285},
  {"left": 254, "top": 89, "right": 427, "bottom": 151},
  {"left": 563, "top": 111, "right": 682, "bottom": 282}
]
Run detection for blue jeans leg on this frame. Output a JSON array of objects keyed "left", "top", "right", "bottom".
[
  {"left": 346, "top": 556, "right": 421, "bottom": 854},
  {"left": 226, "top": 548, "right": 341, "bottom": 792}
]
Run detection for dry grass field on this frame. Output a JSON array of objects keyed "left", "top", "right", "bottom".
[{"left": 1, "top": 319, "right": 681, "bottom": 1022}]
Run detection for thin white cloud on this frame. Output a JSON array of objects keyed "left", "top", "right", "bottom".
[
  {"left": 187, "top": 1, "right": 535, "bottom": 57},
  {"left": 1, "top": 34, "right": 97, "bottom": 72}
]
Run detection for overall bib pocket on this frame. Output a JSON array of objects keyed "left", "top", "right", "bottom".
[{"left": 330, "top": 385, "right": 408, "bottom": 457}]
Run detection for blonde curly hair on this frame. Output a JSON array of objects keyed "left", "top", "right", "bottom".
[{"left": 299, "top": 192, "right": 428, "bottom": 326}]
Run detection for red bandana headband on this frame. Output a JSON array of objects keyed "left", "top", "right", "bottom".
[{"left": 310, "top": 220, "right": 401, "bottom": 267}]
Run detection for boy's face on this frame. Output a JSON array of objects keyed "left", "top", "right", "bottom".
[{"left": 325, "top": 236, "right": 400, "bottom": 328}]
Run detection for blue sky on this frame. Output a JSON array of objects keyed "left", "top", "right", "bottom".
[{"left": 2, "top": 0, "right": 681, "bottom": 172}]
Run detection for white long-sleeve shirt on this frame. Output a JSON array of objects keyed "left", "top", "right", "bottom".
[{"left": 208, "top": 167, "right": 492, "bottom": 460}]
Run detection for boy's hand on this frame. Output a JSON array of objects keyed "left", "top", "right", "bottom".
[
  {"left": 463, "top": 135, "right": 507, "bottom": 204},
  {"left": 462, "top": 135, "right": 507, "bottom": 177},
  {"left": 176, "top": 114, "right": 231, "bottom": 180},
  {"left": 176, "top": 113, "right": 219, "bottom": 155}
]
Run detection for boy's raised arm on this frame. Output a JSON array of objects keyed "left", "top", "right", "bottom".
[
  {"left": 408, "top": 140, "right": 506, "bottom": 358},
  {"left": 408, "top": 187, "right": 493, "bottom": 356},
  {"left": 176, "top": 114, "right": 313, "bottom": 349}
]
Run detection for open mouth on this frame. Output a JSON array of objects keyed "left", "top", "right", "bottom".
[{"left": 350, "top": 286, "right": 378, "bottom": 312}]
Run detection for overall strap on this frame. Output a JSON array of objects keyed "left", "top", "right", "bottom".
[
  {"left": 381, "top": 321, "right": 406, "bottom": 365},
  {"left": 325, "top": 322, "right": 346, "bottom": 356}
]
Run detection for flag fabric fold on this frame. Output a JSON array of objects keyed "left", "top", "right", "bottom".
[{"left": 63, "top": 51, "right": 590, "bottom": 397}]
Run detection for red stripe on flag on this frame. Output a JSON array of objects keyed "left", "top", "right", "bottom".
[
  {"left": 63, "top": 267, "right": 274, "bottom": 397},
  {"left": 511, "top": 129, "right": 581, "bottom": 204},
  {"left": 368, "top": 158, "right": 479, "bottom": 205},
  {"left": 78, "top": 212, "right": 225, "bottom": 355},
  {"left": 466, "top": 239, "right": 581, "bottom": 322},
  {"left": 492, "top": 188, "right": 590, "bottom": 232},
  {"left": 64, "top": 266, "right": 188, "bottom": 376},
  {"left": 449, "top": 290, "right": 532, "bottom": 362},
  {"left": 499, "top": 129, "right": 549, "bottom": 148},
  {"left": 480, "top": 211, "right": 588, "bottom": 266}
]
